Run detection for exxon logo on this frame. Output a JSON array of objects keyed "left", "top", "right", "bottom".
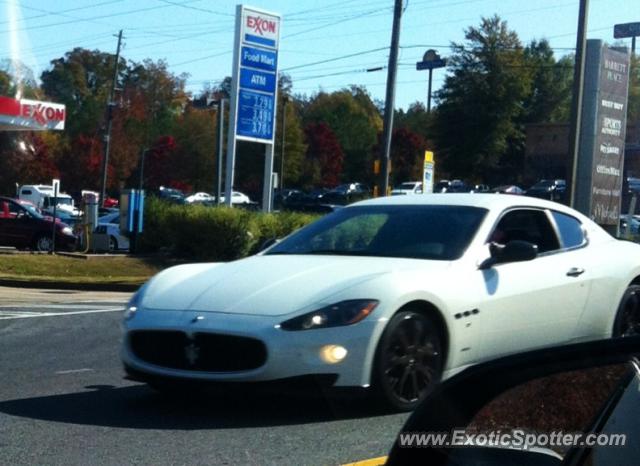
[
  {"left": 21, "top": 102, "right": 65, "bottom": 126},
  {"left": 246, "top": 15, "right": 276, "bottom": 36}
]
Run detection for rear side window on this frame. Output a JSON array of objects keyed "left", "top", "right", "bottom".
[{"left": 552, "top": 211, "right": 585, "bottom": 249}]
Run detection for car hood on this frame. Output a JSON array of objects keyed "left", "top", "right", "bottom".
[{"left": 142, "top": 254, "right": 450, "bottom": 316}]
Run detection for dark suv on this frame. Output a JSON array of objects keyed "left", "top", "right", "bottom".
[{"left": 0, "top": 197, "right": 77, "bottom": 251}]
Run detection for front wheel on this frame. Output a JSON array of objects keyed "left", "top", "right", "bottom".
[
  {"left": 613, "top": 285, "right": 640, "bottom": 337},
  {"left": 33, "top": 234, "right": 53, "bottom": 252},
  {"left": 372, "top": 310, "right": 444, "bottom": 411},
  {"left": 109, "top": 236, "right": 118, "bottom": 252}
]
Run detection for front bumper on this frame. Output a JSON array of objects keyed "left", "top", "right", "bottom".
[{"left": 121, "top": 308, "right": 384, "bottom": 387}]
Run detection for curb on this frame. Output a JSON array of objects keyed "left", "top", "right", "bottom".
[{"left": 0, "top": 279, "right": 140, "bottom": 292}]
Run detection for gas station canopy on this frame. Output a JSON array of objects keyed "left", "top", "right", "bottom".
[{"left": 0, "top": 95, "right": 65, "bottom": 131}]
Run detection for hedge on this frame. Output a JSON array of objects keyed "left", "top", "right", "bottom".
[{"left": 137, "top": 197, "right": 319, "bottom": 261}]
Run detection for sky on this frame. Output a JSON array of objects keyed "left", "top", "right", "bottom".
[{"left": 1, "top": 0, "right": 638, "bottom": 110}]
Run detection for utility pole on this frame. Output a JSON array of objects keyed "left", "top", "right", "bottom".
[
  {"left": 567, "top": 1, "right": 589, "bottom": 208},
  {"left": 215, "top": 98, "right": 225, "bottom": 204},
  {"left": 99, "top": 30, "right": 123, "bottom": 208},
  {"left": 378, "top": 0, "right": 403, "bottom": 197}
]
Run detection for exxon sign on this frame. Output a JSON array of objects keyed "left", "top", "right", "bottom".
[
  {"left": 0, "top": 96, "right": 66, "bottom": 131},
  {"left": 242, "top": 9, "right": 279, "bottom": 49}
]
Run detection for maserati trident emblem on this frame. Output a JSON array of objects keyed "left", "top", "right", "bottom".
[{"left": 184, "top": 336, "right": 200, "bottom": 366}]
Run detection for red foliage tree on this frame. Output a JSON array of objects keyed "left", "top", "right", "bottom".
[
  {"left": 56, "top": 135, "right": 114, "bottom": 193},
  {"left": 303, "top": 122, "right": 344, "bottom": 188}
]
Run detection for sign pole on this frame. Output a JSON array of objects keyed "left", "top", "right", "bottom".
[{"left": 262, "top": 144, "right": 275, "bottom": 212}]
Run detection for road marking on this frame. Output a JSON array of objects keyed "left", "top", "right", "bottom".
[
  {"left": 55, "top": 368, "right": 94, "bottom": 375},
  {"left": 0, "top": 308, "right": 122, "bottom": 320},
  {"left": 342, "top": 457, "right": 387, "bottom": 466}
]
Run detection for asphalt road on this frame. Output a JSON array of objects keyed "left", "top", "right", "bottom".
[{"left": 0, "top": 287, "right": 407, "bottom": 466}]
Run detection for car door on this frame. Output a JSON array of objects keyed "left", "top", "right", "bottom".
[
  {"left": 473, "top": 208, "right": 591, "bottom": 360},
  {"left": 0, "top": 201, "right": 34, "bottom": 247}
]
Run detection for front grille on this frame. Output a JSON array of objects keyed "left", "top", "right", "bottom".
[{"left": 129, "top": 330, "right": 267, "bottom": 372}]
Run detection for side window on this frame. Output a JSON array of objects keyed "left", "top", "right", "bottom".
[
  {"left": 489, "top": 209, "right": 560, "bottom": 254},
  {"left": 552, "top": 211, "right": 585, "bottom": 249},
  {"left": 21, "top": 189, "right": 32, "bottom": 195}
]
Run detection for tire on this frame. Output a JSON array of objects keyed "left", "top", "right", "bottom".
[
  {"left": 33, "top": 234, "right": 53, "bottom": 252},
  {"left": 109, "top": 236, "right": 118, "bottom": 252},
  {"left": 613, "top": 285, "right": 640, "bottom": 338},
  {"left": 372, "top": 310, "right": 444, "bottom": 411}
]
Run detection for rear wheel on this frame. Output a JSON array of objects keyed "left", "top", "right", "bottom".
[
  {"left": 613, "top": 285, "right": 640, "bottom": 337},
  {"left": 372, "top": 310, "right": 444, "bottom": 411}
]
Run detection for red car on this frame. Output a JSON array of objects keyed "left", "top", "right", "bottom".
[
  {"left": 104, "top": 197, "right": 119, "bottom": 208},
  {"left": 0, "top": 196, "right": 77, "bottom": 251}
]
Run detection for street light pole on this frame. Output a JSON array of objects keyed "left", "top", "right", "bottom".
[
  {"left": 280, "top": 96, "right": 288, "bottom": 191},
  {"left": 138, "top": 148, "right": 147, "bottom": 192},
  {"left": 215, "top": 98, "right": 225, "bottom": 205}
]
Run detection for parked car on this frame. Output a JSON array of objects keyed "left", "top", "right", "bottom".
[
  {"left": 218, "top": 191, "right": 253, "bottom": 204},
  {"left": 434, "top": 179, "right": 469, "bottom": 193},
  {"left": 469, "top": 183, "right": 490, "bottom": 193},
  {"left": 526, "top": 179, "right": 567, "bottom": 202},
  {"left": 391, "top": 181, "right": 423, "bottom": 195},
  {"left": 490, "top": 184, "right": 525, "bottom": 195},
  {"left": 158, "top": 186, "right": 186, "bottom": 204},
  {"left": 97, "top": 211, "right": 129, "bottom": 251},
  {"left": 185, "top": 192, "right": 216, "bottom": 204},
  {"left": 103, "top": 196, "right": 119, "bottom": 208},
  {"left": 0, "top": 196, "right": 76, "bottom": 251},
  {"left": 122, "top": 193, "right": 640, "bottom": 411}
]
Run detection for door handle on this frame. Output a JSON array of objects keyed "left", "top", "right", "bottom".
[{"left": 566, "top": 267, "right": 585, "bottom": 277}]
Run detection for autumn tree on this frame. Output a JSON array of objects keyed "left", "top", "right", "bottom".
[
  {"left": 302, "top": 122, "right": 344, "bottom": 189},
  {"left": 303, "top": 86, "right": 381, "bottom": 182}
]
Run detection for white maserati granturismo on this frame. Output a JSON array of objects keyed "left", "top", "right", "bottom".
[{"left": 121, "top": 194, "right": 640, "bottom": 410}]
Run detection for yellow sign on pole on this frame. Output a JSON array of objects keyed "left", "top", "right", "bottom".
[{"left": 423, "top": 151, "right": 435, "bottom": 193}]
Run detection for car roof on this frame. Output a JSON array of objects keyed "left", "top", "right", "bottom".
[{"left": 352, "top": 193, "right": 580, "bottom": 214}]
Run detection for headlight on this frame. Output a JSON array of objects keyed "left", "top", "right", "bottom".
[
  {"left": 61, "top": 226, "right": 73, "bottom": 235},
  {"left": 280, "top": 300, "right": 379, "bottom": 331},
  {"left": 124, "top": 284, "right": 147, "bottom": 320}
]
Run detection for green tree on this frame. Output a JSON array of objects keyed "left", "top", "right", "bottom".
[
  {"left": 41, "top": 48, "right": 122, "bottom": 137},
  {"left": 433, "top": 15, "right": 532, "bottom": 183},
  {"left": 275, "top": 75, "right": 306, "bottom": 188},
  {"left": 395, "top": 102, "right": 434, "bottom": 147},
  {"left": 303, "top": 86, "right": 382, "bottom": 182},
  {"left": 522, "top": 40, "right": 573, "bottom": 123}
]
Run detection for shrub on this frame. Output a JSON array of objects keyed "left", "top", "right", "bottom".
[{"left": 138, "top": 197, "right": 319, "bottom": 261}]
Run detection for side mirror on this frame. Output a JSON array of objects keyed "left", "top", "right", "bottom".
[{"left": 479, "top": 240, "right": 538, "bottom": 270}]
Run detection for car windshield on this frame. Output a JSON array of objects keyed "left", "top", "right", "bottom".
[
  {"left": 397, "top": 182, "right": 418, "bottom": 189},
  {"left": 20, "top": 203, "right": 43, "bottom": 219},
  {"left": 266, "top": 205, "right": 487, "bottom": 260}
]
